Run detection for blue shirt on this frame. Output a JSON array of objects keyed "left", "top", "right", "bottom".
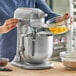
[{"left": 0, "top": 0, "right": 58, "bottom": 61}]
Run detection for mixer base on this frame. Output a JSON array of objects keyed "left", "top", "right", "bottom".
[{"left": 11, "top": 61, "right": 54, "bottom": 70}]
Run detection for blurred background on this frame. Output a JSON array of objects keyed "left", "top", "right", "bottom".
[
  {"left": 46, "top": 0, "right": 72, "bottom": 15},
  {"left": 45, "top": 0, "right": 76, "bottom": 61}
]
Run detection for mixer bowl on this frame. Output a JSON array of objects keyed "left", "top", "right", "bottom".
[{"left": 20, "top": 31, "right": 53, "bottom": 64}]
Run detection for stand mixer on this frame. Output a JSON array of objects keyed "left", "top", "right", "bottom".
[{"left": 11, "top": 8, "right": 54, "bottom": 69}]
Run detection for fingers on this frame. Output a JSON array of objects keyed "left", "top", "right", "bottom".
[
  {"left": 4, "top": 18, "right": 19, "bottom": 27},
  {"left": 2, "top": 18, "right": 19, "bottom": 33}
]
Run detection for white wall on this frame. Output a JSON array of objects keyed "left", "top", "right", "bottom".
[{"left": 53, "top": 0, "right": 71, "bottom": 16}]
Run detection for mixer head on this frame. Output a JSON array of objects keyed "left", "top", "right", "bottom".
[{"left": 14, "top": 8, "right": 47, "bottom": 28}]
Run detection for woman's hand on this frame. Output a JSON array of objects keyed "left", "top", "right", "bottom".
[
  {"left": 56, "top": 13, "right": 70, "bottom": 23},
  {"left": 0, "top": 18, "right": 19, "bottom": 33}
]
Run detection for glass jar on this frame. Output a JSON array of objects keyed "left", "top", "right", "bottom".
[
  {"left": 46, "top": 16, "right": 71, "bottom": 35},
  {"left": 60, "top": 51, "right": 76, "bottom": 70}
]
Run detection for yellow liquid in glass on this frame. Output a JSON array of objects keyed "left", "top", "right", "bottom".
[{"left": 49, "top": 26, "right": 68, "bottom": 35}]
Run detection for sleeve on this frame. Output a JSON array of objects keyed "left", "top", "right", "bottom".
[{"left": 35, "top": 0, "right": 60, "bottom": 22}]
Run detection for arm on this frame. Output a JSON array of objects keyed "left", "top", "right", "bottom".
[{"left": 35, "top": 0, "right": 70, "bottom": 23}]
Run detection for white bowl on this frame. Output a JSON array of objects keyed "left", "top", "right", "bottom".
[{"left": 60, "top": 51, "right": 76, "bottom": 70}]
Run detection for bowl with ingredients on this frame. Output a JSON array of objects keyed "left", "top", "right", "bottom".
[
  {"left": 46, "top": 16, "right": 71, "bottom": 35},
  {"left": 0, "top": 58, "right": 9, "bottom": 68},
  {"left": 60, "top": 51, "right": 76, "bottom": 70}
]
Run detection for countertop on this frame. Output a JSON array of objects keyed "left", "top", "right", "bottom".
[{"left": 0, "top": 62, "right": 76, "bottom": 76}]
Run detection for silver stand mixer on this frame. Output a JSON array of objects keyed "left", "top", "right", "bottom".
[{"left": 11, "top": 8, "right": 54, "bottom": 69}]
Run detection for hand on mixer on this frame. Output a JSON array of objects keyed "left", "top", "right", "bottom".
[{"left": 0, "top": 18, "right": 19, "bottom": 33}]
